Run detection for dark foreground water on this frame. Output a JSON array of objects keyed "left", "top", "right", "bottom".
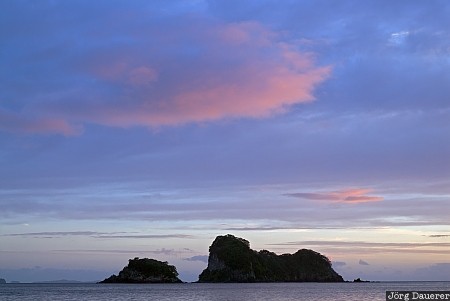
[{"left": 1, "top": 282, "right": 449, "bottom": 301}]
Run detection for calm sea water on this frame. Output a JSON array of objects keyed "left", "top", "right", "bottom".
[{"left": 1, "top": 282, "right": 449, "bottom": 301}]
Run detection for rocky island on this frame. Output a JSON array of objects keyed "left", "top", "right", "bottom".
[
  {"left": 198, "top": 234, "right": 344, "bottom": 282},
  {"left": 100, "top": 257, "right": 182, "bottom": 283}
]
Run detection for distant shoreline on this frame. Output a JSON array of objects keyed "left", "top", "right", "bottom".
[{"left": 3, "top": 280, "right": 450, "bottom": 284}]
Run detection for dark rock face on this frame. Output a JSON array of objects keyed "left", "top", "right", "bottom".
[
  {"left": 100, "top": 257, "right": 182, "bottom": 283},
  {"left": 198, "top": 234, "right": 344, "bottom": 283},
  {"left": 0, "top": 278, "right": 6, "bottom": 284}
]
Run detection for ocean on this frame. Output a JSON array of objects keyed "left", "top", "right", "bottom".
[{"left": 1, "top": 282, "right": 449, "bottom": 301}]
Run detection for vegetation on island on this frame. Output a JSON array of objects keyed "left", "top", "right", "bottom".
[
  {"left": 198, "top": 234, "right": 344, "bottom": 282},
  {"left": 99, "top": 257, "right": 182, "bottom": 283}
]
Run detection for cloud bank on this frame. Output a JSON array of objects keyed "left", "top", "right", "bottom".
[{"left": 0, "top": 6, "right": 330, "bottom": 135}]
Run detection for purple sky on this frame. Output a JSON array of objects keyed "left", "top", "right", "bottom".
[{"left": 1, "top": 0, "right": 449, "bottom": 282}]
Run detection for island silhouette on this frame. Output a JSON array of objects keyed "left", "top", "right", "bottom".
[
  {"left": 100, "top": 234, "right": 343, "bottom": 283},
  {"left": 198, "top": 234, "right": 343, "bottom": 282}
]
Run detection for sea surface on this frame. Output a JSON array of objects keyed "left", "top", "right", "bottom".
[{"left": 1, "top": 282, "right": 449, "bottom": 301}]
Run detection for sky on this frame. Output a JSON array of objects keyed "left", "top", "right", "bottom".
[{"left": 0, "top": 0, "right": 449, "bottom": 283}]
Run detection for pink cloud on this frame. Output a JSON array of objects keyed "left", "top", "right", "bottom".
[
  {"left": 85, "top": 21, "right": 331, "bottom": 128},
  {"left": 1, "top": 19, "right": 332, "bottom": 135},
  {"left": 127, "top": 66, "right": 158, "bottom": 87},
  {"left": 287, "top": 188, "right": 383, "bottom": 204},
  {"left": 88, "top": 60, "right": 158, "bottom": 88},
  {"left": 334, "top": 189, "right": 384, "bottom": 204},
  {"left": 0, "top": 108, "right": 80, "bottom": 136},
  {"left": 217, "top": 21, "right": 273, "bottom": 46}
]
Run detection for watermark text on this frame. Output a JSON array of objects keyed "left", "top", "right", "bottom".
[{"left": 387, "top": 291, "right": 450, "bottom": 301}]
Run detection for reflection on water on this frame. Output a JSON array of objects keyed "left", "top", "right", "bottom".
[{"left": 1, "top": 282, "right": 449, "bottom": 301}]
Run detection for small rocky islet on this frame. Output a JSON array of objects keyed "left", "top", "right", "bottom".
[
  {"left": 100, "top": 234, "right": 344, "bottom": 283},
  {"left": 99, "top": 257, "right": 182, "bottom": 283}
]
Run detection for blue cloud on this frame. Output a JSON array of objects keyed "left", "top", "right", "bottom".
[{"left": 183, "top": 255, "right": 209, "bottom": 263}]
